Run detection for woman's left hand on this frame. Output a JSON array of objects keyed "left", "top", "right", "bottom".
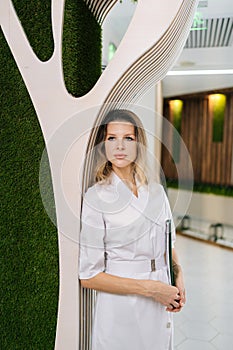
[{"left": 166, "top": 266, "right": 186, "bottom": 313}]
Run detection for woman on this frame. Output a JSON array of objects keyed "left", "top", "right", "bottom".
[{"left": 79, "top": 109, "right": 185, "bottom": 350}]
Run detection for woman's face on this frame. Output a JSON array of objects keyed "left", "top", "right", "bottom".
[{"left": 105, "top": 121, "right": 137, "bottom": 170}]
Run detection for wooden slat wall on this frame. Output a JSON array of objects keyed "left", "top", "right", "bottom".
[
  {"left": 162, "top": 89, "right": 233, "bottom": 186},
  {"left": 161, "top": 103, "right": 177, "bottom": 179}
]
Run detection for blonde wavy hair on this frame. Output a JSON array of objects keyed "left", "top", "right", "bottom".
[{"left": 88, "top": 109, "right": 148, "bottom": 186}]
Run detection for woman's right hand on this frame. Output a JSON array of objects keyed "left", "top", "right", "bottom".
[
  {"left": 146, "top": 280, "right": 181, "bottom": 310},
  {"left": 81, "top": 273, "right": 183, "bottom": 312}
]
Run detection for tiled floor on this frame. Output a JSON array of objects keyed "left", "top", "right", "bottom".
[{"left": 174, "top": 234, "right": 233, "bottom": 350}]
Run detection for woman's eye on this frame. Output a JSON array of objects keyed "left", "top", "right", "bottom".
[
  {"left": 107, "top": 136, "right": 115, "bottom": 141},
  {"left": 125, "top": 136, "right": 135, "bottom": 141}
]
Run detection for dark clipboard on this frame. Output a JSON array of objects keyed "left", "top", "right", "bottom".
[{"left": 166, "top": 219, "right": 175, "bottom": 286}]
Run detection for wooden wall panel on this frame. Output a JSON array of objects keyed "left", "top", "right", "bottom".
[
  {"left": 224, "top": 96, "right": 233, "bottom": 185},
  {"left": 162, "top": 88, "right": 233, "bottom": 186}
]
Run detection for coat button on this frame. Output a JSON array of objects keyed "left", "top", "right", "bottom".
[{"left": 166, "top": 322, "right": 171, "bottom": 328}]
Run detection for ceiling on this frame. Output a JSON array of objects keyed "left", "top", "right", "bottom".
[{"left": 102, "top": 0, "right": 233, "bottom": 97}]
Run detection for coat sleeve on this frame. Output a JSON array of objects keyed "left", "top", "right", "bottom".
[{"left": 79, "top": 188, "right": 106, "bottom": 280}]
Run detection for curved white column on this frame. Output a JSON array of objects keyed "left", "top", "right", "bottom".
[{"left": 84, "top": 0, "right": 118, "bottom": 23}]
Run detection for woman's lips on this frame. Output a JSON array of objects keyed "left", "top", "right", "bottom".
[{"left": 114, "top": 154, "right": 127, "bottom": 159}]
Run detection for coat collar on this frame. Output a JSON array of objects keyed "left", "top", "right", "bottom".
[
  {"left": 108, "top": 171, "right": 166, "bottom": 226},
  {"left": 85, "top": 171, "right": 166, "bottom": 226}
]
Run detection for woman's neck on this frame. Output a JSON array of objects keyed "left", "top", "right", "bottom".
[
  {"left": 112, "top": 166, "right": 138, "bottom": 197},
  {"left": 112, "top": 165, "right": 134, "bottom": 182}
]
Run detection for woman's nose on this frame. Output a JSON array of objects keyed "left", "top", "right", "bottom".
[{"left": 116, "top": 138, "right": 125, "bottom": 150}]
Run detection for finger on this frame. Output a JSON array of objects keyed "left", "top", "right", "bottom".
[
  {"left": 183, "top": 290, "right": 186, "bottom": 303},
  {"left": 166, "top": 306, "right": 181, "bottom": 313},
  {"left": 173, "top": 301, "right": 181, "bottom": 308},
  {"left": 168, "top": 300, "right": 180, "bottom": 309},
  {"left": 171, "top": 307, "right": 182, "bottom": 313},
  {"left": 179, "top": 290, "right": 186, "bottom": 305},
  {"left": 166, "top": 305, "right": 174, "bottom": 311}
]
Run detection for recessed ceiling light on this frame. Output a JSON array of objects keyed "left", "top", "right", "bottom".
[
  {"left": 167, "top": 69, "right": 233, "bottom": 76},
  {"left": 179, "top": 61, "right": 196, "bottom": 67}
]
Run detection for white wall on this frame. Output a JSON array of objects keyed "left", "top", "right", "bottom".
[
  {"left": 168, "top": 188, "right": 233, "bottom": 226},
  {"left": 102, "top": 1, "right": 137, "bottom": 66}
]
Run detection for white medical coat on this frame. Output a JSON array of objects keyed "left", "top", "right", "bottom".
[{"left": 79, "top": 172, "right": 176, "bottom": 350}]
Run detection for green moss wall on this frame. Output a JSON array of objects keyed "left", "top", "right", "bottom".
[
  {"left": 63, "top": 0, "right": 102, "bottom": 97},
  {"left": 0, "top": 1, "right": 102, "bottom": 348}
]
